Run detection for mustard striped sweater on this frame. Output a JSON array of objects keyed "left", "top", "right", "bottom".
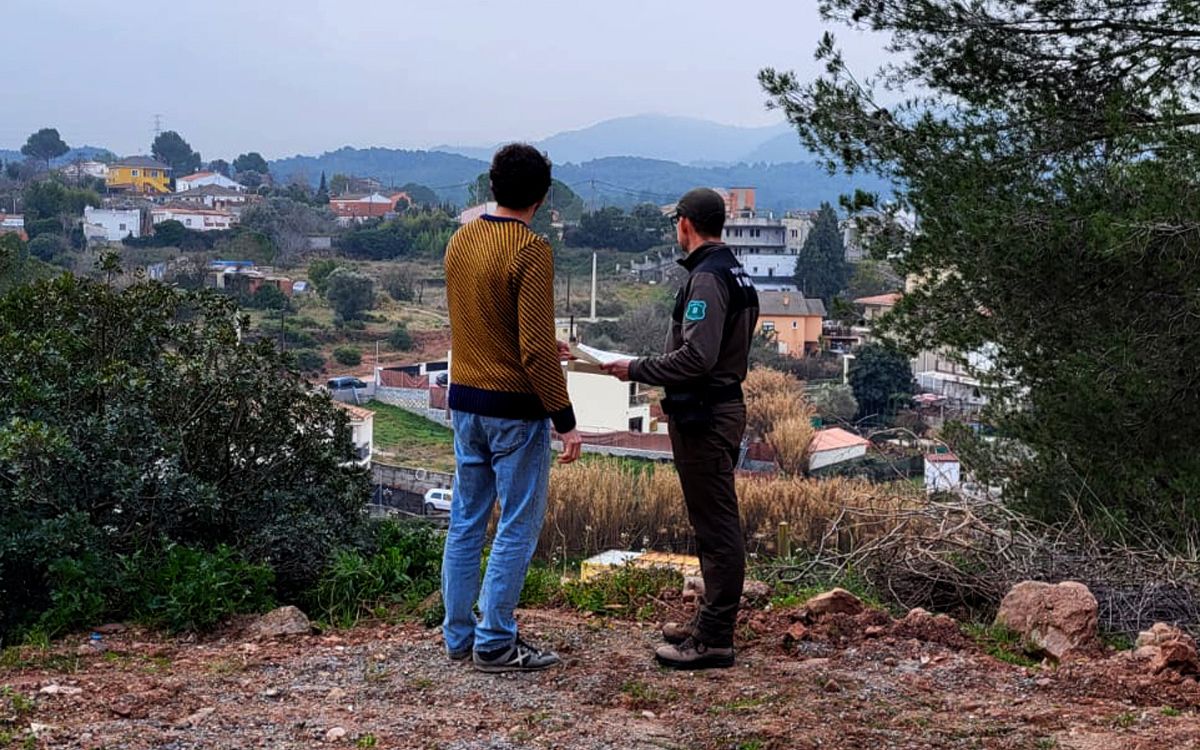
[{"left": 444, "top": 215, "right": 576, "bottom": 433}]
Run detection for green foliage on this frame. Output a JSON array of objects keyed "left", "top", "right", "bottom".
[
  {"left": 337, "top": 211, "right": 457, "bottom": 260},
  {"left": 325, "top": 267, "right": 375, "bottom": 320},
  {"left": 380, "top": 266, "right": 416, "bottom": 301},
  {"left": 311, "top": 520, "right": 442, "bottom": 628},
  {"left": 208, "top": 159, "right": 230, "bottom": 177},
  {"left": 566, "top": 204, "right": 668, "bottom": 252},
  {"left": 21, "top": 128, "right": 69, "bottom": 166},
  {"left": 762, "top": 0, "right": 1200, "bottom": 543},
  {"left": 399, "top": 182, "right": 439, "bottom": 207},
  {"left": 22, "top": 179, "right": 100, "bottom": 226},
  {"left": 561, "top": 564, "right": 681, "bottom": 617},
  {"left": 849, "top": 343, "right": 914, "bottom": 421},
  {"left": 388, "top": 324, "right": 414, "bottom": 351},
  {"left": 333, "top": 345, "right": 363, "bottom": 366},
  {"left": 292, "top": 349, "right": 325, "bottom": 373},
  {"left": 0, "top": 234, "right": 58, "bottom": 296},
  {"left": 792, "top": 203, "right": 850, "bottom": 307},
  {"left": 307, "top": 259, "right": 341, "bottom": 295},
  {"left": 25, "top": 234, "right": 64, "bottom": 263},
  {"left": 520, "top": 564, "right": 563, "bottom": 608},
  {"left": 238, "top": 197, "right": 333, "bottom": 263},
  {"left": 151, "top": 131, "right": 202, "bottom": 176},
  {"left": 0, "top": 276, "right": 369, "bottom": 643},
  {"left": 808, "top": 382, "right": 858, "bottom": 423},
  {"left": 248, "top": 283, "right": 290, "bottom": 311},
  {"left": 844, "top": 260, "right": 900, "bottom": 300},
  {"left": 962, "top": 623, "right": 1039, "bottom": 669},
  {"left": 233, "top": 152, "right": 269, "bottom": 176},
  {"left": 126, "top": 544, "right": 274, "bottom": 632}
]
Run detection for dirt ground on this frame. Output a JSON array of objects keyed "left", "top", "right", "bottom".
[{"left": 5, "top": 604, "right": 1200, "bottom": 750}]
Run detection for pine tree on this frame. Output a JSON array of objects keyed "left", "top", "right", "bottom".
[
  {"left": 792, "top": 203, "right": 850, "bottom": 306},
  {"left": 314, "top": 171, "right": 329, "bottom": 205}
]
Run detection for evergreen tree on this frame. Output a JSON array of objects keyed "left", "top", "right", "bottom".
[{"left": 792, "top": 203, "right": 850, "bottom": 306}]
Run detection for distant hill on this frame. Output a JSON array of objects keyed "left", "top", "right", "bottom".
[
  {"left": 269, "top": 149, "right": 892, "bottom": 212},
  {"left": 434, "top": 115, "right": 811, "bottom": 166},
  {"left": 0, "top": 145, "right": 117, "bottom": 167}
]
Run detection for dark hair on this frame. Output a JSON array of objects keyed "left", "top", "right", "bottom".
[
  {"left": 489, "top": 143, "right": 552, "bottom": 210},
  {"left": 685, "top": 209, "right": 725, "bottom": 238}
]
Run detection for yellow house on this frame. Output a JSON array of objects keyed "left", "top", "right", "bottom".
[
  {"left": 107, "top": 156, "right": 172, "bottom": 194},
  {"left": 757, "top": 291, "right": 826, "bottom": 357}
]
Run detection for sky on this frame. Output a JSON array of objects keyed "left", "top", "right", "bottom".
[{"left": 2, "top": 0, "right": 891, "bottom": 160}]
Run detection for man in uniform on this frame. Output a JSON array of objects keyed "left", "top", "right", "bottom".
[{"left": 602, "top": 187, "right": 759, "bottom": 670}]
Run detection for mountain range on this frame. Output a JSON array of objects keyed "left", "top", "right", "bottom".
[{"left": 432, "top": 115, "right": 810, "bottom": 166}]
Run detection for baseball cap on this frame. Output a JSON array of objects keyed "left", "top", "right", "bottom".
[{"left": 675, "top": 188, "right": 727, "bottom": 233}]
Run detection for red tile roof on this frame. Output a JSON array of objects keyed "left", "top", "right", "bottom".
[{"left": 809, "top": 427, "right": 870, "bottom": 453}]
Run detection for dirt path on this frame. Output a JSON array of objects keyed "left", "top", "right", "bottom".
[{"left": 5, "top": 609, "right": 1200, "bottom": 750}]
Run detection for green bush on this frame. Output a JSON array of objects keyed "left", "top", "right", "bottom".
[
  {"left": 333, "top": 346, "right": 362, "bottom": 366},
  {"left": 311, "top": 520, "right": 443, "bottom": 628},
  {"left": 293, "top": 349, "right": 325, "bottom": 372},
  {"left": 126, "top": 545, "right": 274, "bottom": 632},
  {"left": 562, "top": 564, "right": 682, "bottom": 617},
  {"left": 0, "top": 277, "right": 369, "bottom": 644},
  {"left": 520, "top": 564, "right": 563, "bottom": 608},
  {"left": 389, "top": 324, "right": 414, "bottom": 351}
]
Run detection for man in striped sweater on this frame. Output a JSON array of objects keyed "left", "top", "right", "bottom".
[{"left": 441, "top": 144, "right": 583, "bottom": 673}]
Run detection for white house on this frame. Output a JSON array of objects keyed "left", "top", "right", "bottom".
[
  {"left": 173, "top": 185, "right": 252, "bottom": 211},
  {"left": 59, "top": 160, "right": 109, "bottom": 181},
  {"left": 807, "top": 427, "right": 870, "bottom": 472},
  {"left": 925, "top": 452, "right": 961, "bottom": 492},
  {"left": 83, "top": 206, "right": 144, "bottom": 242},
  {"left": 151, "top": 206, "right": 237, "bottom": 231},
  {"left": 565, "top": 367, "right": 652, "bottom": 433},
  {"left": 337, "top": 403, "right": 375, "bottom": 467},
  {"left": 175, "top": 171, "right": 243, "bottom": 193}
]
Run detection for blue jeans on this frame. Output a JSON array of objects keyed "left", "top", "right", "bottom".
[{"left": 442, "top": 411, "right": 550, "bottom": 655}]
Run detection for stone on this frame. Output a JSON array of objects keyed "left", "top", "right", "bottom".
[
  {"left": 1133, "top": 645, "right": 1160, "bottom": 661},
  {"left": 1150, "top": 639, "right": 1200, "bottom": 675},
  {"left": 741, "top": 580, "right": 772, "bottom": 603},
  {"left": 175, "top": 707, "right": 215, "bottom": 728},
  {"left": 325, "top": 727, "right": 347, "bottom": 742},
  {"left": 865, "top": 625, "right": 887, "bottom": 638},
  {"left": 39, "top": 685, "right": 83, "bottom": 696},
  {"left": 247, "top": 606, "right": 311, "bottom": 640},
  {"left": 785, "top": 622, "right": 810, "bottom": 643},
  {"left": 326, "top": 687, "right": 347, "bottom": 703},
  {"left": 822, "top": 679, "right": 841, "bottom": 693},
  {"left": 682, "top": 576, "right": 706, "bottom": 604},
  {"left": 994, "top": 581, "right": 1098, "bottom": 661},
  {"left": 93, "top": 623, "right": 128, "bottom": 635},
  {"left": 1137, "top": 622, "right": 1190, "bottom": 649},
  {"left": 803, "top": 588, "right": 865, "bottom": 618},
  {"left": 28, "top": 723, "right": 57, "bottom": 737}
]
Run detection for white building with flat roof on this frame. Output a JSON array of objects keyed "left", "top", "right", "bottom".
[{"left": 83, "top": 206, "right": 144, "bottom": 242}]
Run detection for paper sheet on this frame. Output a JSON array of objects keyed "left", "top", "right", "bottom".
[{"left": 570, "top": 342, "right": 627, "bottom": 366}]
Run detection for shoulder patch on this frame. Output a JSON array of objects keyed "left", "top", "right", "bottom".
[{"left": 685, "top": 300, "right": 707, "bottom": 321}]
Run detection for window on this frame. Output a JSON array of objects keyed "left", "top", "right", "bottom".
[
  {"left": 762, "top": 321, "right": 776, "bottom": 332},
  {"left": 131, "top": 170, "right": 139, "bottom": 177},
  {"left": 185, "top": 218, "right": 193, "bottom": 226},
  {"left": 791, "top": 229, "right": 798, "bottom": 238},
  {"left": 768, "top": 268, "right": 774, "bottom": 277},
  {"left": 118, "top": 223, "right": 126, "bottom": 231},
  {"left": 792, "top": 321, "right": 799, "bottom": 329}
]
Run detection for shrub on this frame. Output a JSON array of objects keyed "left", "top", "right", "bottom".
[
  {"left": 389, "top": 324, "right": 414, "bottom": 351},
  {"left": 125, "top": 544, "right": 275, "bottom": 632},
  {"left": 562, "top": 564, "right": 682, "bottom": 618},
  {"left": 324, "top": 267, "right": 375, "bottom": 320},
  {"left": 333, "top": 346, "right": 362, "bottom": 366},
  {"left": 293, "top": 349, "right": 325, "bottom": 372}
]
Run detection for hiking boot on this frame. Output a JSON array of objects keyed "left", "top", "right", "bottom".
[
  {"left": 661, "top": 619, "right": 698, "bottom": 645},
  {"left": 472, "top": 637, "right": 561, "bottom": 673},
  {"left": 655, "top": 637, "right": 735, "bottom": 670}
]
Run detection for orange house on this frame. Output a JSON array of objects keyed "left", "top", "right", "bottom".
[{"left": 757, "top": 291, "right": 826, "bottom": 357}]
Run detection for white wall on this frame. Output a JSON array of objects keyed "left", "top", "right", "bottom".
[
  {"left": 567, "top": 370, "right": 651, "bottom": 433},
  {"left": 152, "top": 208, "right": 236, "bottom": 231},
  {"left": 925, "top": 459, "right": 961, "bottom": 491},
  {"left": 176, "top": 173, "right": 242, "bottom": 192},
  {"left": 84, "top": 206, "right": 142, "bottom": 241},
  {"left": 352, "top": 417, "right": 374, "bottom": 466},
  {"left": 809, "top": 443, "right": 868, "bottom": 472}
]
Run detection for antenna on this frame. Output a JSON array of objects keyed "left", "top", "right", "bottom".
[{"left": 153, "top": 114, "right": 163, "bottom": 138}]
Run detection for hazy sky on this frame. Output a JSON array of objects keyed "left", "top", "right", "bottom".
[{"left": 3, "top": 0, "right": 890, "bottom": 160}]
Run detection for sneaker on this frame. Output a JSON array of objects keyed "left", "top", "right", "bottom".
[
  {"left": 661, "top": 619, "right": 698, "bottom": 645},
  {"left": 654, "top": 637, "right": 735, "bottom": 670},
  {"left": 472, "top": 637, "right": 561, "bottom": 673},
  {"left": 447, "top": 648, "right": 472, "bottom": 662}
]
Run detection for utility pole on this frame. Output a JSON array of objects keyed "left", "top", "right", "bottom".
[
  {"left": 590, "top": 252, "right": 597, "bottom": 321},
  {"left": 153, "top": 114, "right": 163, "bottom": 139}
]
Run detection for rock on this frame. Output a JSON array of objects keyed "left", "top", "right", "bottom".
[
  {"left": 682, "top": 576, "right": 706, "bottom": 604},
  {"left": 93, "top": 623, "right": 128, "bottom": 635},
  {"left": 39, "top": 685, "right": 83, "bottom": 696},
  {"left": 640, "top": 710, "right": 656, "bottom": 719},
  {"left": 804, "top": 588, "right": 865, "bottom": 618},
  {"left": 784, "top": 622, "right": 810, "bottom": 643},
  {"left": 175, "top": 707, "right": 215, "bottom": 728},
  {"left": 741, "top": 580, "right": 771, "bottom": 603},
  {"left": 822, "top": 679, "right": 841, "bottom": 693},
  {"left": 865, "top": 625, "right": 887, "bottom": 638},
  {"left": 1137, "top": 622, "right": 1190, "bottom": 649},
  {"left": 326, "top": 687, "right": 347, "bottom": 703},
  {"left": 994, "top": 581, "right": 1098, "bottom": 661},
  {"left": 1133, "top": 645, "right": 1160, "bottom": 661},
  {"left": 325, "top": 727, "right": 347, "bottom": 742},
  {"left": 247, "top": 606, "right": 311, "bottom": 640},
  {"left": 1150, "top": 639, "right": 1200, "bottom": 675},
  {"left": 28, "top": 723, "right": 57, "bottom": 737}
]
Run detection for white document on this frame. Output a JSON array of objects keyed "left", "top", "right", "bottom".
[{"left": 571, "top": 342, "right": 628, "bottom": 366}]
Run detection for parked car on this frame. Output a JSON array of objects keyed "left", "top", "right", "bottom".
[
  {"left": 327, "top": 376, "right": 367, "bottom": 391},
  {"left": 424, "top": 488, "right": 452, "bottom": 515}
]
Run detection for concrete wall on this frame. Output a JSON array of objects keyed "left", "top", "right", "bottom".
[{"left": 84, "top": 206, "right": 142, "bottom": 241}]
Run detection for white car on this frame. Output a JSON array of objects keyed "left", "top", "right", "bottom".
[{"left": 424, "top": 488, "right": 452, "bottom": 515}]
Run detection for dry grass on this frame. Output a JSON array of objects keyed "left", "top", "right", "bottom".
[{"left": 539, "top": 462, "right": 926, "bottom": 560}]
